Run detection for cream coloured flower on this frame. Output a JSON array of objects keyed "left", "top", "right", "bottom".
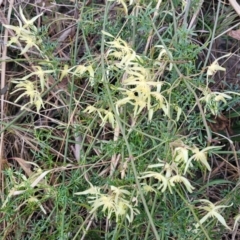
[
  {"left": 3, "top": 7, "right": 43, "bottom": 54},
  {"left": 233, "top": 214, "right": 240, "bottom": 230},
  {"left": 169, "top": 175, "right": 195, "bottom": 193},
  {"left": 174, "top": 146, "right": 189, "bottom": 165},
  {"left": 139, "top": 171, "right": 169, "bottom": 192},
  {"left": 141, "top": 183, "right": 157, "bottom": 194},
  {"left": 195, "top": 199, "right": 232, "bottom": 230},
  {"left": 83, "top": 106, "right": 116, "bottom": 128},
  {"left": 75, "top": 184, "right": 139, "bottom": 223},
  {"left": 184, "top": 145, "right": 222, "bottom": 174},
  {"left": 11, "top": 79, "right": 44, "bottom": 112},
  {"left": 207, "top": 53, "right": 231, "bottom": 76},
  {"left": 19, "top": 6, "right": 43, "bottom": 30},
  {"left": 75, "top": 184, "right": 101, "bottom": 196},
  {"left": 200, "top": 88, "right": 232, "bottom": 115}
]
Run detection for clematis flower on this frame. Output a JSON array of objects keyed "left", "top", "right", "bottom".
[
  {"left": 141, "top": 183, "right": 157, "bottom": 194},
  {"left": 15, "top": 196, "right": 47, "bottom": 215},
  {"left": 3, "top": 7, "right": 43, "bottom": 54},
  {"left": 19, "top": 6, "right": 43, "bottom": 30},
  {"left": 110, "top": 185, "right": 130, "bottom": 202},
  {"left": 89, "top": 194, "right": 116, "bottom": 220},
  {"left": 233, "top": 214, "right": 240, "bottom": 230},
  {"left": 75, "top": 184, "right": 139, "bottom": 223},
  {"left": 116, "top": 82, "right": 169, "bottom": 122},
  {"left": 3, "top": 15, "right": 30, "bottom": 37},
  {"left": 21, "top": 66, "right": 55, "bottom": 92},
  {"left": 147, "top": 159, "right": 176, "bottom": 178},
  {"left": 83, "top": 106, "right": 116, "bottom": 128},
  {"left": 200, "top": 88, "right": 232, "bottom": 115},
  {"left": 139, "top": 171, "right": 169, "bottom": 193},
  {"left": 169, "top": 175, "right": 195, "bottom": 193},
  {"left": 201, "top": 90, "right": 232, "bottom": 104},
  {"left": 72, "top": 65, "right": 94, "bottom": 85},
  {"left": 207, "top": 62, "right": 226, "bottom": 76},
  {"left": 1, "top": 167, "right": 53, "bottom": 210},
  {"left": 75, "top": 185, "right": 115, "bottom": 219},
  {"left": 19, "top": 34, "right": 41, "bottom": 54},
  {"left": 153, "top": 45, "right": 173, "bottom": 71},
  {"left": 75, "top": 183, "right": 101, "bottom": 196},
  {"left": 103, "top": 31, "right": 172, "bottom": 122},
  {"left": 195, "top": 199, "right": 232, "bottom": 230},
  {"left": 103, "top": 31, "right": 140, "bottom": 69},
  {"left": 115, "top": 198, "right": 140, "bottom": 223},
  {"left": 3, "top": 6, "right": 42, "bottom": 36},
  {"left": 207, "top": 53, "right": 231, "bottom": 76},
  {"left": 116, "top": 88, "right": 147, "bottom": 116},
  {"left": 174, "top": 146, "right": 189, "bottom": 165},
  {"left": 99, "top": 110, "right": 116, "bottom": 128},
  {"left": 139, "top": 166, "right": 195, "bottom": 194},
  {"left": 11, "top": 79, "right": 44, "bottom": 112},
  {"left": 184, "top": 145, "right": 222, "bottom": 174}
]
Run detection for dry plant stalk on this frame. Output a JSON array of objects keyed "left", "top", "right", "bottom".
[{"left": 229, "top": 0, "right": 240, "bottom": 16}]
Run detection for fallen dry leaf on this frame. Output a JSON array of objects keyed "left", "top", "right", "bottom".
[
  {"left": 227, "top": 29, "right": 240, "bottom": 40},
  {"left": 11, "top": 157, "right": 39, "bottom": 177}
]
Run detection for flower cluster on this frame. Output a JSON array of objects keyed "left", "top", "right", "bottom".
[
  {"left": 75, "top": 184, "right": 139, "bottom": 223},
  {"left": 11, "top": 79, "right": 44, "bottom": 112},
  {"left": 120, "top": 67, "right": 171, "bottom": 120},
  {"left": 10, "top": 65, "right": 56, "bottom": 112},
  {"left": 2, "top": 164, "right": 54, "bottom": 215},
  {"left": 3, "top": 7, "right": 43, "bottom": 55},
  {"left": 59, "top": 64, "right": 94, "bottom": 85},
  {"left": 201, "top": 53, "right": 233, "bottom": 115},
  {"left": 139, "top": 142, "right": 222, "bottom": 194},
  {"left": 172, "top": 141, "right": 222, "bottom": 174},
  {"left": 3, "top": 8, "right": 94, "bottom": 113},
  {"left": 83, "top": 106, "right": 116, "bottom": 128},
  {"left": 200, "top": 88, "right": 232, "bottom": 116},
  {"left": 103, "top": 31, "right": 174, "bottom": 122},
  {"left": 139, "top": 159, "right": 195, "bottom": 194}
]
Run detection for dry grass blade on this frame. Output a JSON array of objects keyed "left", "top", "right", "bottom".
[{"left": 229, "top": 0, "right": 240, "bottom": 15}]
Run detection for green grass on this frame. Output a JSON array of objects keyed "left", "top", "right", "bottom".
[{"left": 0, "top": 0, "right": 240, "bottom": 239}]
